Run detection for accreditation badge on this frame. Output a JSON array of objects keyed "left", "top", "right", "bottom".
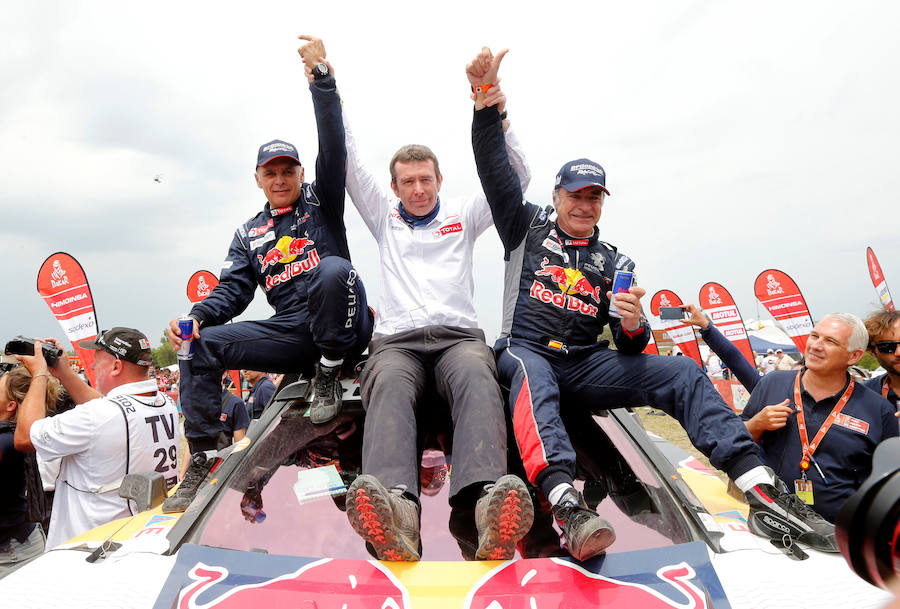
[{"left": 794, "top": 479, "right": 814, "bottom": 505}]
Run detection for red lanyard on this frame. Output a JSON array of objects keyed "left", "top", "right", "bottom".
[
  {"left": 883, "top": 377, "right": 891, "bottom": 400},
  {"left": 793, "top": 371, "right": 855, "bottom": 471}
]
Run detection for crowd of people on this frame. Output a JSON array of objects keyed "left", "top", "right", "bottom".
[{"left": 2, "top": 37, "right": 898, "bottom": 576}]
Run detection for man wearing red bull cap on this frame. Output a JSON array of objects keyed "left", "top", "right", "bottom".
[
  {"left": 165, "top": 35, "right": 373, "bottom": 512},
  {"left": 331, "top": 42, "right": 534, "bottom": 561},
  {"left": 469, "top": 47, "right": 838, "bottom": 558}
]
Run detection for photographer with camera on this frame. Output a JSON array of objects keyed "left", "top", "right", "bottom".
[
  {"left": 11, "top": 329, "right": 180, "bottom": 549},
  {"left": 0, "top": 366, "right": 57, "bottom": 577}
]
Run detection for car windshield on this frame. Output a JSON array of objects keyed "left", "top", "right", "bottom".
[{"left": 192, "top": 394, "right": 694, "bottom": 560}]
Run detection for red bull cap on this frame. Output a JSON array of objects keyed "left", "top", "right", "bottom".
[
  {"left": 257, "top": 140, "right": 301, "bottom": 168},
  {"left": 555, "top": 158, "right": 610, "bottom": 195}
]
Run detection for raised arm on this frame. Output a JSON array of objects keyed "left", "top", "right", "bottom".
[
  {"left": 469, "top": 47, "right": 534, "bottom": 252},
  {"left": 682, "top": 304, "right": 761, "bottom": 391},
  {"left": 297, "top": 35, "right": 346, "bottom": 222},
  {"left": 342, "top": 106, "right": 392, "bottom": 237}
]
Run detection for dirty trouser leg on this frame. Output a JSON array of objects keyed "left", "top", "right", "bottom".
[
  {"left": 360, "top": 332, "right": 427, "bottom": 497},
  {"left": 432, "top": 327, "right": 507, "bottom": 506}
]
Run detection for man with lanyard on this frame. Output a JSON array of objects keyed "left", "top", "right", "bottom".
[
  {"left": 315, "top": 41, "right": 535, "bottom": 562},
  {"left": 243, "top": 370, "right": 276, "bottom": 419},
  {"left": 863, "top": 310, "right": 900, "bottom": 412},
  {"left": 13, "top": 329, "right": 180, "bottom": 549},
  {"left": 470, "top": 47, "right": 838, "bottom": 559},
  {"left": 741, "top": 313, "right": 898, "bottom": 522},
  {"left": 165, "top": 35, "right": 373, "bottom": 512}
]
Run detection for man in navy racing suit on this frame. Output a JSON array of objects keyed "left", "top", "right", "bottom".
[
  {"left": 165, "top": 36, "right": 373, "bottom": 512},
  {"left": 468, "top": 50, "right": 836, "bottom": 559}
]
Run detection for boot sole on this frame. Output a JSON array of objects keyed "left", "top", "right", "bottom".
[
  {"left": 346, "top": 476, "right": 420, "bottom": 561},
  {"left": 475, "top": 475, "right": 535, "bottom": 560},
  {"left": 568, "top": 523, "right": 616, "bottom": 562}
]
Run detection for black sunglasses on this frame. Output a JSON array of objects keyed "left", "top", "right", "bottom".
[
  {"left": 873, "top": 340, "right": 900, "bottom": 354},
  {"left": 94, "top": 330, "right": 122, "bottom": 360}
]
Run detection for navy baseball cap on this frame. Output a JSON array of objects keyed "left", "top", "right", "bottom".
[
  {"left": 256, "top": 139, "right": 301, "bottom": 168},
  {"left": 554, "top": 158, "right": 610, "bottom": 195}
]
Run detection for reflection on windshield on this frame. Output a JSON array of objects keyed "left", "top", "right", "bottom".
[{"left": 194, "top": 397, "right": 691, "bottom": 560}]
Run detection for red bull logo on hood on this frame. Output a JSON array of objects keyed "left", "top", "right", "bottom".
[
  {"left": 176, "top": 557, "right": 410, "bottom": 609},
  {"left": 464, "top": 558, "right": 708, "bottom": 609}
]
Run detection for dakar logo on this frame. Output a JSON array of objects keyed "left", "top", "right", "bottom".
[
  {"left": 766, "top": 274, "right": 784, "bottom": 296},
  {"left": 659, "top": 294, "right": 672, "bottom": 308},
  {"left": 196, "top": 277, "right": 211, "bottom": 298},
  {"left": 707, "top": 286, "right": 722, "bottom": 305},
  {"left": 50, "top": 260, "right": 70, "bottom": 289}
]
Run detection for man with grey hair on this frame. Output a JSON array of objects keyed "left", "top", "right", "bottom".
[{"left": 741, "top": 313, "right": 897, "bottom": 521}]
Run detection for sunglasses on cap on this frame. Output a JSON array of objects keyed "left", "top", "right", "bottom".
[
  {"left": 873, "top": 340, "right": 900, "bottom": 354},
  {"left": 95, "top": 330, "right": 125, "bottom": 359}
]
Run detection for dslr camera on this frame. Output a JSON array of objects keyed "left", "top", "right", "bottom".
[
  {"left": 4, "top": 336, "right": 63, "bottom": 368},
  {"left": 837, "top": 436, "right": 900, "bottom": 589}
]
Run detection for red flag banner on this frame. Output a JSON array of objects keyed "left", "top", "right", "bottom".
[
  {"left": 867, "top": 247, "right": 895, "bottom": 312},
  {"left": 36, "top": 252, "right": 99, "bottom": 386},
  {"left": 753, "top": 269, "right": 813, "bottom": 352},
  {"left": 649, "top": 290, "right": 702, "bottom": 365},
  {"left": 185, "top": 270, "right": 239, "bottom": 396},
  {"left": 642, "top": 328, "right": 659, "bottom": 355},
  {"left": 698, "top": 282, "right": 755, "bottom": 366},
  {"left": 187, "top": 270, "right": 219, "bottom": 304}
]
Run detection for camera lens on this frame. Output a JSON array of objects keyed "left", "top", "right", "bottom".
[{"left": 836, "top": 437, "right": 900, "bottom": 589}]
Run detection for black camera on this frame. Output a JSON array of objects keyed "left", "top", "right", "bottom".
[
  {"left": 836, "top": 437, "right": 900, "bottom": 589},
  {"left": 4, "top": 336, "right": 63, "bottom": 368}
]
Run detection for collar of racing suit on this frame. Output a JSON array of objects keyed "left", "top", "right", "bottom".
[
  {"left": 398, "top": 198, "right": 441, "bottom": 227},
  {"left": 553, "top": 223, "right": 600, "bottom": 247}
]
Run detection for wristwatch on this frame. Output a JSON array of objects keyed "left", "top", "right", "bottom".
[{"left": 312, "top": 63, "right": 329, "bottom": 80}]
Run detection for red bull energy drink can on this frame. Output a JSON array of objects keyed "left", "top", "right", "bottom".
[
  {"left": 177, "top": 315, "right": 195, "bottom": 361},
  {"left": 608, "top": 270, "right": 634, "bottom": 318}
]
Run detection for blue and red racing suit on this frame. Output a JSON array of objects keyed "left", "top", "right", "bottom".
[
  {"left": 472, "top": 106, "right": 761, "bottom": 492},
  {"left": 179, "top": 74, "right": 372, "bottom": 444}
]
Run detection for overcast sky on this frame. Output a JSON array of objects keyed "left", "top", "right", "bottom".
[{"left": 2, "top": 1, "right": 898, "bottom": 352}]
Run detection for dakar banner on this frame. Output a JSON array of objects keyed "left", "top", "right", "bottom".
[
  {"left": 649, "top": 289, "right": 702, "bottom": 365},
  {"left": 642, "top": 328, "right": 659, "bottom": 355},
  {"left": 185, "top": 270, "right": 239, "bottom": 396},
  {"left": 698, "top": 282, "right": 755, "bottom": 366},
  {"left": 187, "top": 270, "right": 219, "bottom": 304},
  {"left": 753, "top": 269, "right": 813, "bottom": 352},
  {"left": 867, "top": 247, "right": 895, "bottom": 312},
  {"left": 36, "top": 252, "right": 99, "bottom": 386}
]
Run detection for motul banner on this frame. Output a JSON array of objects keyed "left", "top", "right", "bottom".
[
  {"left": 649, "top": 290, "right": 702, "bottom": 365},
  {"left": 187, "top": 270, "right": 219, "bottom": 304},
  {"left": 867, "top": 247, "right": 895, "bottom": 312},
  {"left": 753, "top": 269, "right": 813, "bottom": 352},
  {"left": 698, "top": 282, "right": 755, "bottom": 366},
  {"left": 36, "top": 252, "right": 99, "bottom": 386}
]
